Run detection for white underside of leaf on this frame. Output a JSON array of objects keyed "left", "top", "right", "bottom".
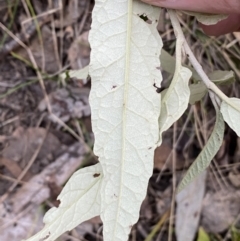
[
  {"left": 158, "top": 12, "right": 192, "bottom": 145},
  {"left": 89, "top": 1, "right": 162, "bottom": 241},
  {"left": 178, "top": 111, "right": 225, "bottom": 193},
  {"left": 158, "top": 66, "right": 191, "bottom": 144},
  {"left": 23, "top": 163, "right": 102, "bottom": 241},
  {"left": 220, "top": 98, "right": 240, "bottom": 137}
]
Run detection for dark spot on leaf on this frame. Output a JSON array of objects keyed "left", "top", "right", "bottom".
[
  {"left": 148, "top": 147, "right": 152, "bottom": 150},
  {"left": 112, "top": 85, "right": 117, "bottom": 89},
  {"left": 13, "top": 222, "right": 17, "bottom": 227},
  {"left": 93, "top": 173, "right": 100, "bottom": 178},
  {"left": 138, "top": 14, "right": 152, "bottom": 24}
]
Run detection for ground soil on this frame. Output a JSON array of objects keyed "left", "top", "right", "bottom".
[{"left": 1, "top": 1, "right": 240, "bottom": 241}]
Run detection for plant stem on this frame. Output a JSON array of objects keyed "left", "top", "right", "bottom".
[{"left": 168, "top": 10, "right": 240, "bottom": 112}]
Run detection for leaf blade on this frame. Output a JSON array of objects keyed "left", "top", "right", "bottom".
[
  {"left": 178, "top": 111, "right": 225, "bottom": 193},
  {"left": 220, "top": 98, "right": 240, "bottom": 137},
  {"left": 89, "top": 1, "right": 162, "bottom": 240},
  {"left": 176, "top": 171, "right": 206, "bottom": 241},
  {"left": 189, "top": 82, "right": 207, "bottom": 105},
  {"left": 181, "top": 11, "right": 228, "bottom": 25},
  {"left": 159, "top": 10, "right": 192, "bottom": 144},
  {"left": 23, "top": 164, "right": 102, "bottom": 241},
  {"left": 158, "top": 66, "right": 191, "bottom": 144}
]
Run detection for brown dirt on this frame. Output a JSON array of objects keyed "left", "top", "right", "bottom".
[{"left": 0, "top": 1, "right": 240, "bottom": 241}]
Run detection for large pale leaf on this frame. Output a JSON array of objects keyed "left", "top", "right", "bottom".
[
  {"left": 89, "top": 1, "right": 162, "bottom": 240},
  {"left": 23, "top": 164, "right": 102, "bottom": 241},
  {"left": 176, "top": 171, "right": 206, "bottom": 241},
  {"left": 220, "top": 98, "right": 240, "bottom": 137},
  {"left": 178, "top": 111, "right": 225, "bottom": 192}
]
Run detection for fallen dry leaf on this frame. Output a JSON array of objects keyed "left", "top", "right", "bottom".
[
  {"left": 2, "top": 127, "right": 61, "bottom": 174},
  {"left": 68, "top": 31, "right": 90, "bottom": 70}
]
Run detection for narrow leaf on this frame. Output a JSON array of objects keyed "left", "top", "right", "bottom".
[
  {"left": 158, "top": 10, "right": 193, "bottom": 145},
  {"left": 89, "top": 1, "right": 162, "bottom": 241},
  {"left": 159, "top": 66, "right": 191, "bottom": 144},
  {"left": 221, "top": 98, "right": 240, "bottom": 137},
  {"left": 23, "top": 164, "right": 102, "bottom": 241},
  {"left": 181, "top": 11, "right": 228, "bottom": 25},
  {"left": 158, "top": 12, "right": 192, "bottom": 144},
  {"left": 208, "top": 70, "right": 235, "bottom": 85},
  {"left": 178, "top": 111, "right": 225, "bottom": 193},
  {"left": 176, "top": 171, "right": 206, "bottom": 241}
]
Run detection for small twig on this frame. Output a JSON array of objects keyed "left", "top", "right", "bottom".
[
  {"left": 78, "top": 0, "right": 90, "bottom": 35},
  {"left": 168, "top": 122, "right": 177, "bottom": 241},
  {"left": 156, "top": 107, "right": 193, "bottom": 183},
  {"left": 0, "top": 15, "right": 50, "bottom": 58},
  {"left": 49, "top": 0, "right": 62, "bottom": 71},
  {"left": 144, "top": 209, "right": 170, "bottom": 241}
]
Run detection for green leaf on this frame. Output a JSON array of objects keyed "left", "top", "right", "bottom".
[
  {"left": 160, "top": 48, "right": 199, "bottom": 80},
  {"left": 181, "top": 11, "right": 228, "bottom": 25},
  {"left": 231, "top": 226, "right": 240, "bottom": 241},
  {"left": 208, "top": 70, "right": 235, "bottom": 85},
  {"left": 197, "top": 227, "right": 211, "bottom": 241},
  {"left": 221, "top": 98, "right": 240, "bottom": 137},
  {"left": 23, "top": 164, "right": 102, "bottom": 241},
  {"left": 178, "top": 110, "right": 225, "bottom": 193},
  {"left": 160, "top": 49, "right": 176, "bottom": 74},
  {"left": 189, "top": 82, "right": 207, "bottom": 105},
  {"left": 89, "top": 1, "right": 162, "bottom": 241}
]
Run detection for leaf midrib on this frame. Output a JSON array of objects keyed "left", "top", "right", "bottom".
[{"left": 112, "top": 0, "right": 133, "bottom": 238}]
